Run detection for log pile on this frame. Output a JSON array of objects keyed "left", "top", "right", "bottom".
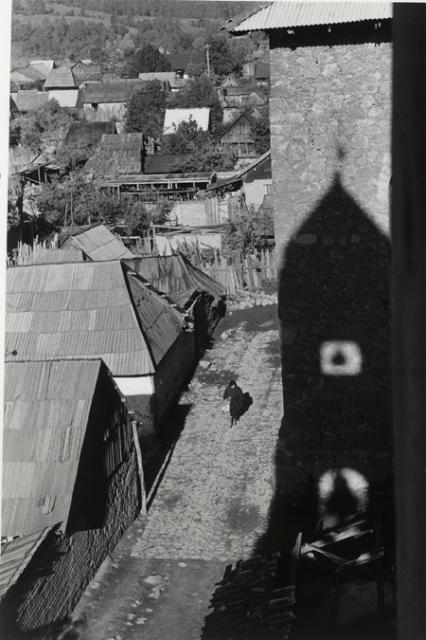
[{"left": 202, "top": 555, "right": 296, "bottom": 640}]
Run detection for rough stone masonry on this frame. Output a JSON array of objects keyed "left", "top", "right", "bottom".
[{"left": 269, "top": 23, "right": 393, "bottom": 494}]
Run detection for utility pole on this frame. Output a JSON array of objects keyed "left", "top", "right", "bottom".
[{"left": 206, "top": 44, "right": 211, "bottom": 77}]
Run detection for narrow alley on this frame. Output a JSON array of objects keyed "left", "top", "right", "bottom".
[{"left": 73, "top": 296, "right": 283, "bottom": 640}]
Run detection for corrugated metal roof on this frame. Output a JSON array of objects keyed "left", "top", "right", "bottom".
[
  {"left": 11, "top": 91, "right": 49, "bottom": 113},
  {"left": 0, "top": 527, "right": 53, "bottom": 600},
  {"left": 124, "top": 254, "right": 225, "bottom": 305},
  {"left": 2, "top": 360, "right": 104, "bottom": 537},
  {"left": 163, "top": 108, "right": 210, "bottom": 134},
  {"left": 232, "top": 2, "right": 392, "bottom": 32},
  {"left": 5, "top": 261, "right": 186, "bottom": 374},
  {"left": 44, "top": 65, "right": 76, "bottom": 89},
  {"left": 62, "top": 224, "right": 134, "bottom": 261},
  {"left": 31, "top": 248, "right": 85, "bottom": 264},
  {"left": 84, "top": 134, "right": 143, "bottom": 178}
]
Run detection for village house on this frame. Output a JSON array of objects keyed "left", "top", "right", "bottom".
[
  {"left": 138, "top": 71, "right": 186, "bottom": 92},
  {"left": 71, "top": 60, "right": 103, "bottom": 86},
  {"left": 0, "top": 358, "right": 142, "bottom": 634},
  {"left": 59, "top": 223, "right": 134, "bottom": 261},
  {"left": 232, "top": 2, "right": 393, "bottom": 489},
  {"left": 44, "top": 64, "right": 81, "bottom": 109},
  {"left": 84, "top": 132, "right": 144, "bottom": 179},
  {"left": 5, "top": 260, "right": 195, "bottom": 433},
  {"left": 208, "top": 149, "right": 272, "bottom": 212},
  {"left": 163, "top": 107, "right": 211, "bottom": 134},
  {"left": 10, "top": 65, "right": 46, "bottom": 91},
  {"left": 220, "top": 111, "right": 262, "bottom": 159},
  {"left": 165, "top": 52, "right": 199, "bottom": 79},
  {"left": 80, "top": 79, "right": 147, "bottom": 125},
  {"left": 97, "top": 151, "right": 212, "bottom": 202},
  {"left": 123, "top": 252, "right": 225, "bottom": 355},
  {"left": 63, "top": 120, "right": 117, "bottom": 165},
  {"left": 10, "top": 90, "right": 49, "bottom": 115}
]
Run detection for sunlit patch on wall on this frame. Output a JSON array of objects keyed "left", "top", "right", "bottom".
[
  {"left": 320, "top": 341, "right": 362, "bottom": 375},
  {"left": 318, "top": 468, "right": 370, "bottom": 529}
]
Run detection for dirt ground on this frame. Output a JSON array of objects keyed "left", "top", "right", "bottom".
[{"left": 73, "top": 300, "right": 283, "bottom": 640}]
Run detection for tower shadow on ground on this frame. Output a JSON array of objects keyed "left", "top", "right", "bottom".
[{"left": 202, "top": 174, "right": 394, "bottom": 639}]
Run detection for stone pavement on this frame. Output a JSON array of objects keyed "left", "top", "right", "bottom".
[{"left": 74, "top": 301, "right": 283, "bottom": 640}]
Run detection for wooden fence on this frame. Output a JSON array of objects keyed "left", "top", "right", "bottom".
[{"left": 191, "top": 248, "right": 278, "bottom": 296}]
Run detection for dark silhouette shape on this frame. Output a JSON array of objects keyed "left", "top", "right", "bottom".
[
  {"left": 204, "top": 174, "right": 394, "bottom": 638},
  {"left": 223, "top": 379, "right": 244, "bottom": 426}
]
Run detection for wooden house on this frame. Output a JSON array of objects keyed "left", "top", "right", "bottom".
[
  {"left": 84, "top": 133, "right": 144, "bottom": 178},
  {"left": 97, "top": 153, "right": 211, "bottom": 202},
  {"left": 0, "top": 359, "right": 141, "bottom": 634},
  {"left": 59, "top": 223, "right": 134, "bottom": 261},
  {"left": 10, "top": 90, "right": 49, "bottom": 114},
  {"left": 220, "top": 112, "right": 259, "bottom": 158},
  {"left": 44, "top": 65, "right": 81, "bottom": 109},
  {"left": 5, "top": 260, "right": 195, "bottom": 432},
  {"left": 123, "top": 253, "right": 226, "bottom": 355},
  {"left": 81, "top": 80, "right": 146, "bottom": 123},
  {"left": 63, "top": 120, "right": 117, "bottom": 164}
]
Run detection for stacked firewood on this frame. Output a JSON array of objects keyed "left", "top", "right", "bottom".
[{"left": 202, "top": 555, "right": 296, "bottom": 640}]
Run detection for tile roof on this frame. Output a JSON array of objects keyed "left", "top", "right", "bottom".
[
  {"left": 11, "top": 91, "right": 49, "bottom": 113},
  {"left": 163, "top": 108, "right": 210, "bottom": 134},
  {"left": 5, "top": 260, "right": 186, "bottom": 374},
  {"left": 44, "top": 65, "right": 76, "bottom": 89},
  {"left": 82, "top": 80, "right": 146, "bottom": 104},
  {"left": 84, "top": 133, "right": 144, "bottom": 178},
  {"left": 123, "top": 254, "right": 225, "bottom": 305},
  {"left": 61, "top": 224, "right": 134, "bottom": 261},
  {"left": 0, "top": 527, "right": 53, "bottom": 600},
  {"left": 232, "top": 2, "right": 392, "bottom": 32},
  {"left": 2, "top": 359, "right": 104, "bottom": 537}
]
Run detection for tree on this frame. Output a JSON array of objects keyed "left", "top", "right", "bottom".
[
  {"left": 222, "top": 204, "right": 274, "bottom": 258},
  {"left": 125, "top": 80, "right": 167, "bottom": 138},
  {"left": 161, "top": 116, "right": 209, "bottom": 155},
  {"left": 252, "top": 109, "right": 270, "bottom": 155},
  {"left": 205, "top": 33, "right": 242, "bottom": 77},
  {"left": 168, "top": 74, "right": 223, "bottom": 136},
  {"left": 11, "top": 100, "right": 79, "bottom": 152},
  {"left": 124, "top": 43, "right": 171, "bottom": 77},
  {"left": 35, "top": 170, "right": 151, "bottom": 234},
  {"left": 161, "top": 117, "right": 235, "bottom": 172}
]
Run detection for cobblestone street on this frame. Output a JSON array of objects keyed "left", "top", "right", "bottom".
[{"left": 74, "top": 299, "right": 283, "bottom": 640}]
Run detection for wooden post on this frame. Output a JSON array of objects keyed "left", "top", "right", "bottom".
[
  {"left": 393, "top": 5, "right": 426, "bottom": 638},
  {"left": 131, "top": 419, "right": 147, "bottom": 516}
]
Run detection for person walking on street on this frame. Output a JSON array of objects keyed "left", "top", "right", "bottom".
[{"left": 223, "top": 379, "right": 244, "bottom": 427}]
